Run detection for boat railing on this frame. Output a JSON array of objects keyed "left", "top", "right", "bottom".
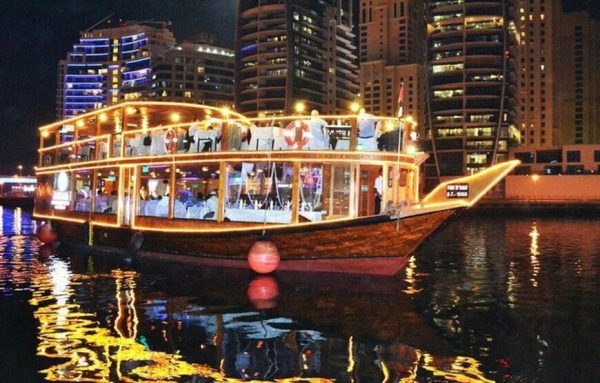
[{"left": 37, "top": 102, "right": 419, "bottom": 169}]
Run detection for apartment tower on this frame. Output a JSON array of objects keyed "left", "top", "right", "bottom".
[
  {"left": 358, "top": 0, "right": 427, "bottom": 124},
  {"left": 235, "top": 0, "right": 359, "bottom": 116},
  {"left": 512, "top": 0, "right": 558, "bottom": 148},
  {"left": 553, "top": 9, "right": 600, "bottom": 145},
  {"left": 151, "top": 41, "right": 235, "bottom": 107},
  {"left": 426, "top": 0, "right": 513, "bottom": 185}
]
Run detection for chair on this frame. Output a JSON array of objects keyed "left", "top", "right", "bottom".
[{"left": 144, "top": 200, "right": 159, "bottom": 216}]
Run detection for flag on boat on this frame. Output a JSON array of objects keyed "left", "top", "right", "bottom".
[{"left": 396, "top": 82, "right": 404, "bottom": 118}]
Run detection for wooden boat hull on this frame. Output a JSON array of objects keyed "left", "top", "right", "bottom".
[{"left": 50, "top": 208, "right": 456, "bottom": 276}]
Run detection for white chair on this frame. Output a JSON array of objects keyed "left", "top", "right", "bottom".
[
  {"left": 155, "top": 199, "right": 169, "bottom": 217},
  {"left": 250, "top": 126, "right": 274, "bottom": 150},
  {"left": 144, "top": 200, "right": 159, "bottom": 216},
  {"left": 174, "top": 201, "right": 187, "bottom": 218}
]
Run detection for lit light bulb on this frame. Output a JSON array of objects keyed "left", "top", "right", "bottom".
[{"left": 294, "top": 101, "right": 306, "bottom": 114}]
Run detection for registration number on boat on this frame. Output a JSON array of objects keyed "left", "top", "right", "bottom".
[{"left": 446, "top": 183, "right": 469, "bottom": 199}]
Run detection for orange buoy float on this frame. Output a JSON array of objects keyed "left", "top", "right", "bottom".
[
  {"left": 247, "top": 276, "right": 280, "bottom": 310},
  {"left": 37, "top": 223, "right": 57, "bottom": 244},
  {"left": 247, "top": 240, "right": 280, "bottom": 274},
  {"left": 284, "top": 120, "right": 310, "bottom": 149}
]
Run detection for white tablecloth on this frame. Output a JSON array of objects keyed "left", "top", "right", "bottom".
[
  {"left": 225, "top": 208, "right": 291, "bottom": 224},
  {"left": 185, "top": 205, "right": 212, "bottom": 220}
]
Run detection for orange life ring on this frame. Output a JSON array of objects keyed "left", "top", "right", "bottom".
[{"left": 284, "top": 120, "right": 310, "bottom": 149}]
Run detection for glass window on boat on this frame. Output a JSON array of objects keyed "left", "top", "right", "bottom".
[
  {"left": 173, "top": 163, "right": 220, "bottom": 220},
  {"left": 49, "top": 171, "right": 73, "bottom": 213},
  {"left": 112, "top": 133, "right": 123, "bottom": 158},
  {"left": 74, "top": 120, "right": 97, "bottom": 162},
  {"left": 137, "top": 165, "right": 171, "bottom": 218},
  {"left": 300, "top": 163, "right": 352, "bottom": 221},
  {"left": 225, "top": 162, "right": 293, "bottom": 224},
  {"left": 73, "top": 170, "right": 93, "bottom": 212},
  {"left": 40, "top": 128, "right": 58, "bottom": 167},
  {"left": 55, "top": 124, "right": 76, "bottom": 165},
  {"left": 95, "top": 168, "right": 119, "bottom": 214}
]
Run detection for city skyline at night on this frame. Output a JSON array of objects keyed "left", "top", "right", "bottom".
[{"left": 1, "top": 0, "right": 599, "bottom": 175}]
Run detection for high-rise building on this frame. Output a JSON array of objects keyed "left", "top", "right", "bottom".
[
  {"left": 358, "top": 1, "right": 427, "bottom": 124},
  {"left": 426, "top": 0, "right": 513, "bottom": 185},
  {"left": 235, "top": 0, "right": 359, "bottom": 116},
  {"left": 56, "top": 60, "right": 66, "bottom": 119},
  {"left": 553, "top": 10, "right": 600, "bottom": 145},
  {"left": 58, "top": 21, "right": 175, "bottom": 119},
  {"left": 151, "top": 41, "right": 235, "bottom": 107},
  {"left": 513, "top": 0, "right": 558, "bottom": 147}
]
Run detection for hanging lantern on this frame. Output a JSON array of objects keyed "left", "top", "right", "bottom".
[
  {"left": 247, "top": 276, "right": 280, "bottom": 310},
  {"left": 37, "top": 223, "right": 57, "bottom": 244},
  {"left": 247, "top": 240, "right": 280, "bottom": 274}
]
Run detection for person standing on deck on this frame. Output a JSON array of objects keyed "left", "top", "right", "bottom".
[
  {"left": 307, "top": 110, "right": 328, "bottom": 150},
  {"left": 374, "top": 169, "right": 383, "bottom": 214}
]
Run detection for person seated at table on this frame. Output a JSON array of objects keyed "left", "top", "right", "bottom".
[
  {"left": 205, "top": 190, "right": 218, "bottom": 219},
  {"left": 107, "top": 190, "right": 118, "bottom": 214},
  {"left": 196, "top": 192, "right": 205, "bottom": 203}
]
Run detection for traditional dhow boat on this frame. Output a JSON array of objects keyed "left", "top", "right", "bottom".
[{"left": 34, "top": 102, "right": 518, "bottom": 275}]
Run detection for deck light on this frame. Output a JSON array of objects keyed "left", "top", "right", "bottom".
[
  {"left": 532, "top": 174, "right": 539, "bottom": 182},
  {"left": 221, "top": 106, "right": 231, "bottom": 118},
  {"left": 170, "top": 112, "right": 181, "bottom": 123},
  {"left": 76, "top": 119, "right": 85, "bottom": 128},
  {"left": 99, "top": 113, "right": 108, "bottom": 123},
  {"left": 294, "top": 102, "right": 306, "bottom": 114},
  {"left": 350, "top": 102, "right": 361, "bottom": 113}
]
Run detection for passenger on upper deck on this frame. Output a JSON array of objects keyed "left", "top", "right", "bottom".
[
  {"left": 357, "top": 108, "right": 380, "bottom": 152},
  {"left": 307, "top": 110, "right": 328, "bottom": 150}
]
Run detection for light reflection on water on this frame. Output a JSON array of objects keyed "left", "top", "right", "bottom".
[{"left": 1, "top": 207, "right": 599, "bottom": 381}]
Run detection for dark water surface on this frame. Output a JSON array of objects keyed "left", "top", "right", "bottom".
[{"left": 0, "top": 206, "right": 599, "bottom": 382}]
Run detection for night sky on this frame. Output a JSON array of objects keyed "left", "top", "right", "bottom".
[
  {"left": 0, "top": 1, "right": 598, "bottom": 175},
  {"left": 0, "top": 0, "right": 235, "bottom": 175}
]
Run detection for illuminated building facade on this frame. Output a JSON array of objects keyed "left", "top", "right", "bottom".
[
  {"left": 553, "top": 10, "right": 600, "bottom": 145},
  {"left": 235, "top": 0, "right": 359, "bottom": 116},
  {"left": 57, "top": 21, "right": 175, "bottom": 119},
  {"left": 426, "top": 0, "right": 514, "bottom": 186},
  {"left": 513, "top": 0, "right": 558, "bottom": 148},
  {"left": 151, "top": 42, "right": 235, "bottom": 107},
  {"left": 358, "top": 1, "right": 427, "bottom": 124}
]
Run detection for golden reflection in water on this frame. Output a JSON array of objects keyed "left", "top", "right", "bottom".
[
  {"left": 0, "top": 206, "right": 3, "bottom": 237},
  {"left": 13, "top": 207, "right": 21, "bottom": 236},
  {"left": 402, "top": 255, "right": 423, "bottom": 295},
  {"left": 529, "top": 222, "right": 540, "bottom": 288},
  {"left": 112, "top": 269, "right": 139, "bottom": 340},
  {"left": 27, "top": 256, "right": 335, "bottom": 382},
  {"left": 347, "top": 336, "right": 355, "bottom": 374},
  {"left": 506, "top": 260, "right": 518, "bottom": 309},
  {"left": 421, "top": 353, "right": 494, "bottom": 383},
  {"left": 375, "top": 343, "right": 492, "bottom": 383}
]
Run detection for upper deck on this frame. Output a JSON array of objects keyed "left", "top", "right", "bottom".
[{"left": 37, "top": 101, "right": 423, "bottom": 172}]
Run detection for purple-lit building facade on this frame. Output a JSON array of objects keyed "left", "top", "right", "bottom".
[{"left": 57, "top": 21, "right": 175, "bottom": 119}]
